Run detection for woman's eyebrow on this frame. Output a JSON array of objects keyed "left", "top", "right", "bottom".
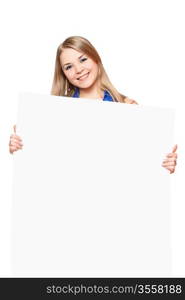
[{"left": 63, "top": 54, "right": 85, "bottom": 67}]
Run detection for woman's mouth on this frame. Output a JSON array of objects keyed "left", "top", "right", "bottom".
[{"left": 77, "top": 72, "right": 89, "bottom": 81}]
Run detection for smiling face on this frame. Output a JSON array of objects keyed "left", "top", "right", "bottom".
[{"left": 60, "top": 48, "right": 100, "bottom": 90}]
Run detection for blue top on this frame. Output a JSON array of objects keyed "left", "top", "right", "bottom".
[{"left": 72, "top": 87, "right": 114, "bottom": 102}]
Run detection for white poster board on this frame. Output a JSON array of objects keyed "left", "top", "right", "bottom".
[{"left": 12, "top": 93, "right": 175, "bottom": 277}]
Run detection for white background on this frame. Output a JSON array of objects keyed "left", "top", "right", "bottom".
[{"left": 0, "top": 0, "right": 184, "bottom": 276}]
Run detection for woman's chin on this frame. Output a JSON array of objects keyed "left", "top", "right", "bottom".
[{"left": 77, "top": 81, "right": 93, "bottom": 89}]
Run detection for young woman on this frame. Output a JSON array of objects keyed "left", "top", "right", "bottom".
[{"left": 9, "top": 36, "right": 178, "bottom": 173}]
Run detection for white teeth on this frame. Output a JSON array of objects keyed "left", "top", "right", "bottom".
[{"left": 78, "top": 73, "right": 89, "bottom": 80}]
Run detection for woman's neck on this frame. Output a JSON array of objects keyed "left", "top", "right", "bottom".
[{"left": 79, "top": 83, "right": 103, "bottom": 100}]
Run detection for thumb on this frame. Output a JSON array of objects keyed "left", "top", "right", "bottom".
[
  {"left": 172, "top": 144, "right": 178, "bottom": 153},
  {"left": 13, "top": 124, "right": 16, "bottom": 134}
]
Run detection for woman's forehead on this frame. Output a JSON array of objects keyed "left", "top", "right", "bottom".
[{"left": 60, "top": 48, "right": 84, "bottom": 64}]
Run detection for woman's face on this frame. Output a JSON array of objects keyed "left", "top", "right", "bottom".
[{"left": 60, "top": 48, "right": 99, "bottom": 89}]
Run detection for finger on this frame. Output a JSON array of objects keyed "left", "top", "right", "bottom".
[
  {"left": 9, "top": 146, "right": 18, "bottom": 154},
  {"left": 166, "top": 153, "right": 178, "bottom": 158},
  {"left": 165, "top": 166, "right": 175, "bottom": 173},
  {"left": 162, "top": 160, "right": 177, "bottom": 166},
  {"left": 10, "top": 137, "right": 23, "bottom": 144},
  {"left": 9, "top": 137, "right": 23, "bottom": 146},
  {"left": 130, "top": 99, "right": 138, "bottom": 105},
  {"left": 9, "top": 143, "right": 23, "bottom": 149},
  {"left": 170, "top": 168, "right": 175, "bottom": 174},
  {"left": 13, "top": 125, "right": 16, "bottom": 134},
  {"left": 163, "top": 158, "right": 176, "bottom": 162},
  {"left": 10, "top": 135, "right": 22, "bottom": 142},
  {"left": 125, "top": 97, "right": 138, "bottom": 105},
  {"left": 10, "top": 141, "right": 23, "bottom": 149},
  {"left": 162, "top": 161, "right": 176, "bottom": 167},
  {"left": 166, "top": 144, "right": 178, "bottom": 157},
  {"left": 172, "top": 144, "right": 178, "bottom": 153}
]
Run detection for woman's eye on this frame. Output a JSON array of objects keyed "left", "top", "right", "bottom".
[
  {"left": 65, "top": 65, "right": 72, "bottom": 70},
  {"left": 65, "top": 65, "right": 72, "bottom": 71},
  {"left": 80, "top": 57, "right": 87, "bottom": 62}
]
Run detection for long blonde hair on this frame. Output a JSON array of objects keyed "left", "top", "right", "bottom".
[{"left": 51, "top": 36, "right": 127, "bottom": 102}]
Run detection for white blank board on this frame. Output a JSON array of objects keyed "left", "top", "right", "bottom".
[{"left": 12, "top": 93, "right": 174, "bottom": 277}]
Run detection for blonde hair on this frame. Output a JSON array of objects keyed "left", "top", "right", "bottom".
[{"left": 51, "top": 36, "right": 127, "bottom": 102}]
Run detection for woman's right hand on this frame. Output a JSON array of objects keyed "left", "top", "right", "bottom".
[{"left": 9, "top": 125, "right": 23, "bottom": 154}]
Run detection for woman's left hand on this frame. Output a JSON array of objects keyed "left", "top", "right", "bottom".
[
  {"left": 124, "top": 97, "right": 138, "bottom": 105},
  {"left": 162, "top": 144, "right": 178, "bottom": 174}
]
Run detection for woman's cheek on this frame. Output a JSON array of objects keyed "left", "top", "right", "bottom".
[{"left": 69, "top": 70, "right": 76, "bottom": 81}]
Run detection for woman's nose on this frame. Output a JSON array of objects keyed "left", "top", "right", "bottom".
[{"left": 75, "top": 63, "right": 84, "bottom": 74}]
